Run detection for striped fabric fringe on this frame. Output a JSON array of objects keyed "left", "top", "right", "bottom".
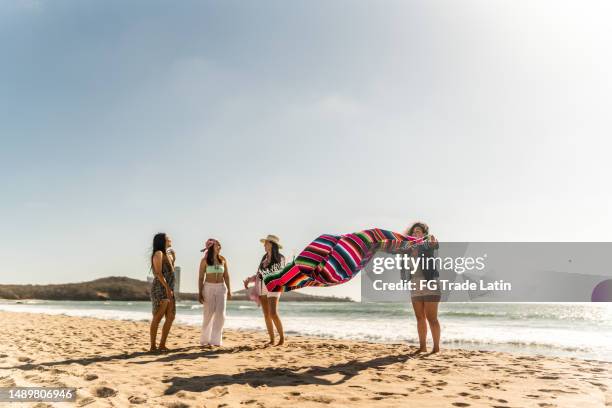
[{"left": 263, "top": 228, "right": 419, "bottom": 293}]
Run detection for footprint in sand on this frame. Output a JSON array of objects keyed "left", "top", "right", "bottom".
[
  {"left": 128, "top": 395, "right": 147, "bottom": 404},
  {"left": 428, "top": 367, "right": 450, "bottom": 375},
  {"left": 0, "top": 376, "right": 16, "bottom": 387},
  {"left": 588, "top": 381, "right": 608, "bottom": 391},
  {"left": 84, "top": 374, "right": 98, "bottom": 381},
  {"left": 212, "top": 386, "right": 230, "bottom": 397},
  {"left": 164, "top": 402, "right": 190, "bottom": 408},
  {"left": 175, "top": 391, "right": 196, "bottom": 400},
  {"left": 452, "top": 403, "right": 470, "bottom": 407},
  {"left": 77, "top": 396, "right": 96, "bottom": 407},
  {"left": 538, "top": 389, "right": 577, "bottom": 395},
  {"left": 94, "top": 386, "right": 118, "bottom": 398},
  {"left": 299, "top": 395, "right": 334, "bottom": 404}
]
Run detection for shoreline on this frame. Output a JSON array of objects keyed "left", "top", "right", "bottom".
[
  {"left": 2, "top": 301, "right": 611, "bottom": 363},
  {"left": 1, "top": 311, "right": 611, "bottom": 407},
  {"left": 0, "top": 300, "right": 612, "bottom": 362}
]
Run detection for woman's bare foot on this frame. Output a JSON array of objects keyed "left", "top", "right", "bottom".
[
  {"left": 276, "top": 337, "right": 285, "bottom": 346},
  {"left": 431, "top": 347, "right": 440, "bottom": 354},
  {"left": 158, "top": 345, "right": 169, "bottom": 352},
  {"left": 265, "top": 339, "right": 275, "bottom": 346},
  {"left": 148, "top": 346, "right": 158, "bottom": 353}
]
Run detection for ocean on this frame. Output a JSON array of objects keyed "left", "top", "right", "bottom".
[{"left": 1, "top": 300, "right": 611, "bottom": 362}]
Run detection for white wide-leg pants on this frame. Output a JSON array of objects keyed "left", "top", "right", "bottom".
[{"left": 200, "top": 282, "right": 227, "bottom": 346}]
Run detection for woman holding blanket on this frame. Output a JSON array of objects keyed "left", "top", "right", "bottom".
[
  {"left": 198, "top": 238, "right": 232, "bottom": 347},
  {"left": 406, "top": 222, "right": 442, "bottom": 353},
  {"left": 244, "top": 234, "right": 286, "bottom": 346}
]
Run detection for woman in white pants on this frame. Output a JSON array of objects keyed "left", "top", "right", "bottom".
[{"left": 198, "top": 238, "right": 231, "bottom": 346}]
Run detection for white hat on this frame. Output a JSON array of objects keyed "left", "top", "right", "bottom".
[{"left": 260, "top": 234, "right": 283, "bottom": 249}]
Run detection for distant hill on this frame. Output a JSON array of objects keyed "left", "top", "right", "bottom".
[
  {"left": 226, "top": 288, "right": 352, "bottom": 302},
  {"left": 0, "top": 276, "right": 352, "bottom": 302}
]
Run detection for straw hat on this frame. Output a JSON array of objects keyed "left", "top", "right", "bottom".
[{"left": 260, "top": 234, "right": 283, "bottom": 249}]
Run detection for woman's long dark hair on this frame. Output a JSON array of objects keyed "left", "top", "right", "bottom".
[
  {"left": 206, "top": 245, "right": 222, "bottom": 266},
  {"left": 260, "top": 241, "right": 282, "bottom": 269},
  {"left": 151, "top": 232, "right": 168, "bottom": 269}
]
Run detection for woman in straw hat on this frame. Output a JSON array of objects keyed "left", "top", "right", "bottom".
[{"left": 244, "top": 234, "right": 286, "bottom": 346}]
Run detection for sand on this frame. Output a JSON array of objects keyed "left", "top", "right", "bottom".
[{"left": 0, "top": 311, "right": 610, "bottom": 408}]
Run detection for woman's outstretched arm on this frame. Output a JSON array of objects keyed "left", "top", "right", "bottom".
[
  {"left": 223, "top": 259, "right": 232, "bottom": 300},
  {"left": 197, "top": 258, "right": 206, "bottom": 304}
]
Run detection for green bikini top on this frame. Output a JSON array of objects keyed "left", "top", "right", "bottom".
[{"left": 206, "top": 264, "right": 224, "bottom": 274}]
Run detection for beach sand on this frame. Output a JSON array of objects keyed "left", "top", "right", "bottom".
[{"left": 0, "top": 311, "right": 610, "bottom": 408}]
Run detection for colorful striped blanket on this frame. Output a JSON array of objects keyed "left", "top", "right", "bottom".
[{"left": 263, "top": 228, "right": 419, "bottom": 293}]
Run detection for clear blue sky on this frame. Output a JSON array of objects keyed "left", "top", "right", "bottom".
[{"left": 1, "top": 0, "right": 611, "bottom": 299}]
